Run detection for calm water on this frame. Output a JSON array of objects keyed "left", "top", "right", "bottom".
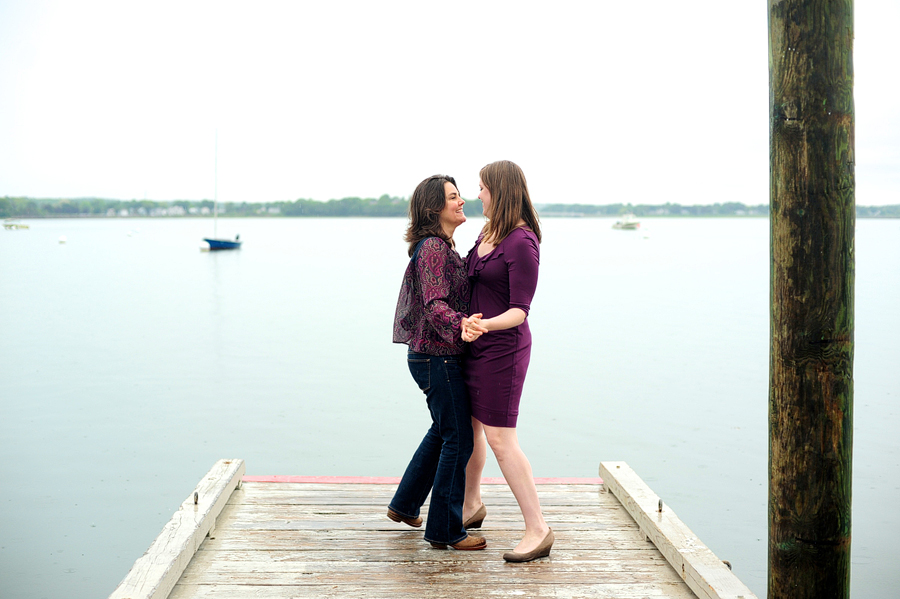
[{"left": 1, "top": 216, "right": 897, "bottom": 598}]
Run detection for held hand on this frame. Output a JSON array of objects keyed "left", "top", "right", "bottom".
[
  {"left": 461, "top": 327, "right": 480, "bottom": 342},
  {"left": 461, "top": 317, "right": 479, "bottom": 342},
  {"left": 461, "top": 313, "right": 488, "bottom": 342},
  {"left": 472, "top": 316, "right": 491, "bottom": 333},
  {"left": 467, "top": 313, "right": 489, "bottom": 334}
]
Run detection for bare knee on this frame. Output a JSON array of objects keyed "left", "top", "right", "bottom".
[{"left": 484, "top": 427, "right": 519, "bottom": 462}]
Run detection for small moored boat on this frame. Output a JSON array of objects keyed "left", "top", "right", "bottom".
[
  {"left": 204, "top": 235, "right": 242, "bottom": 250},
  {"left": 3, "top": 219, "right": 30, "bottom": 230},
  {"left": 612, "top": 214, "right": 640, "bottom": 230}
]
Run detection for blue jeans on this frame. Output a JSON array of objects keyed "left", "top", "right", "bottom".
[{"left": 389, "top": 352, "right": 474, "bottom": 545}]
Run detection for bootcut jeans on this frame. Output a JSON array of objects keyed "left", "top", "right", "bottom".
[{"left": 388, "top": 351, "right": 474, "bottom": 545}]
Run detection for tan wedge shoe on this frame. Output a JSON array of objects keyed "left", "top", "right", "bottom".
[
  {"left": 463, "top": 503, "right": 487, "bottom": 529},
  {"left": 502, "top": 528, "right": 554, "bottom": 562}
]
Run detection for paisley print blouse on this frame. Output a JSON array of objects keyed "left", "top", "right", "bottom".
[{"left": 393, "top": 237, "right": 469, "bottom": 356}]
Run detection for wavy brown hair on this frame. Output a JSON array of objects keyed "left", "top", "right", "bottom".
[
  {"left": 480, "top": 160, "right": 541, "bottom": 245},
  {"left": 404, "top": 174, "right": 459, "bottom": 256}
]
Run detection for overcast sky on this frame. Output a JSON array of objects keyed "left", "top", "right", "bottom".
[{"left": 1, "top": 1, "right": 896, "bottom": 206}]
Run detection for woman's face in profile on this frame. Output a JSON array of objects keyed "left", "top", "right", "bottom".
[
  {"left": 438, "top": 181, "right": 466, "bottom": 231},
  {"left": 477, "top": 177, "right": 492, "bottom": 217}
]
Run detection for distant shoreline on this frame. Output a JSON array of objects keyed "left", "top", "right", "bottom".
[
  {"left": 2, "top": 196, "right": 898, "bottom": 219},
  {"left": 7, "top": 213, "right": 900, "bottom": 219}
]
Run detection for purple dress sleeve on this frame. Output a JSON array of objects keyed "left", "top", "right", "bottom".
[
  {"left": 505, "top": 230, "right": 540, "bottom": 315},
  {"left": 416, "top": 237, "right": 466, "bottom": 345}
]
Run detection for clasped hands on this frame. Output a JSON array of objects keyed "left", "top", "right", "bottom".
[{"left": 461, "top": 313, "right": 489, "bottom": 342}]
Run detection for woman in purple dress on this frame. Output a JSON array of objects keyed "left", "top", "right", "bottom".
[
  {"left": 460, "top": 160, "right": 552, "bottom": 562},
  {"left": 389, "top": 174, "right": 486, "bottom": 551}
]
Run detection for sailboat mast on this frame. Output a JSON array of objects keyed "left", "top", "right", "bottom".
[{"left": 213, "top": 130, "right": 218, "bottom": 238}]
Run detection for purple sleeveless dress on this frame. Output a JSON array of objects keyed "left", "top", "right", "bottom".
[{"left": 464, "top": 227, "right": 540, "bottom": 427}]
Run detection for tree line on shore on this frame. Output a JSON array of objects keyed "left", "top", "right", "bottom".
[{"left": 2, "top": 195, "right": 898, "bottom": 219}]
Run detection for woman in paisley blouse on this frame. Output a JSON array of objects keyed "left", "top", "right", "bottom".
[{"left": 388, "top": 174, "right": 487, "bottom": 550}]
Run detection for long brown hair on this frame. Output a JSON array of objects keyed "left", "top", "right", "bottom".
[
  {"left": 480, "top": 160, "right": 541, "bottom": 244},
  {"left": 404, "top": 174, "right": 458, "bottom": 256}
]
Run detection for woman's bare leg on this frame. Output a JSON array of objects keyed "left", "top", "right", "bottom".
[
  {"left": 463, "top": 417, "right": 487, "bottom": 522},
  {"left": 482, "top": 423, "right": 550, "bottom": 553}
]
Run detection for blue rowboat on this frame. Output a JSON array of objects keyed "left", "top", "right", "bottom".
[{"left": 204, "top": 236, "right": 242, "bottom": 250}]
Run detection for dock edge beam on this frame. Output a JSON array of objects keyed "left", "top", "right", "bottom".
[
  {"left": 599, "top": 461, "right": 757, "bottom": 599},
  {"left": 108, "top": 458, "right": 246, "bottom": 599}
]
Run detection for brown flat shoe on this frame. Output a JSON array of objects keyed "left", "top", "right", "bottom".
[
  {"left": 463, "top": 503, "right": 487, "bottom": 529},
  {"left": 430, "top": 534, "right": 487, "bottom": 551},
  {"left": 503, "top": 528, "right": 554, "bottom": 562},
  {"left": 387, "top": 508, "right": 422, "bottom": 528}
]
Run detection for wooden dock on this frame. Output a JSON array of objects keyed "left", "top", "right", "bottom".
[{"left": 110, "top": 459, "right": 757, "bottom": 599}]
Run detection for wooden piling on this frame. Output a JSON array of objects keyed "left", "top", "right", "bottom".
[{"left": 768, "top": 1, "right": 855, "bottom": 597}]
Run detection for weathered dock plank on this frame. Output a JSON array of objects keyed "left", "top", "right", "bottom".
[
  {"left": 600, "top": 461, "right": 758, "bottom": 599},
  {"left": 214, "top": 503, "right": 638, "bottom": 527},
  {"left": 178, "top": 547, "right": 668, "bottom": 564},
  {"left": 170, "top": 582, "right": 697, "bottom": 599},
  {"left": 108, "top": 459, "right": 245, "bottom": 599},
  {"left": 238, "top": 484, "right": 611, "bottom": 505},
  {"left": 200, "top": 527, "right": 661, "bottom": 551}
]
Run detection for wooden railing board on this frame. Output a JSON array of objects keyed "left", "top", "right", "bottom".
[
  {"left": 108, "top": 459, "right": 245, "bottom": 599},
  {"left": 599, "top": 461, "right": 758, "bottom": 599}
]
